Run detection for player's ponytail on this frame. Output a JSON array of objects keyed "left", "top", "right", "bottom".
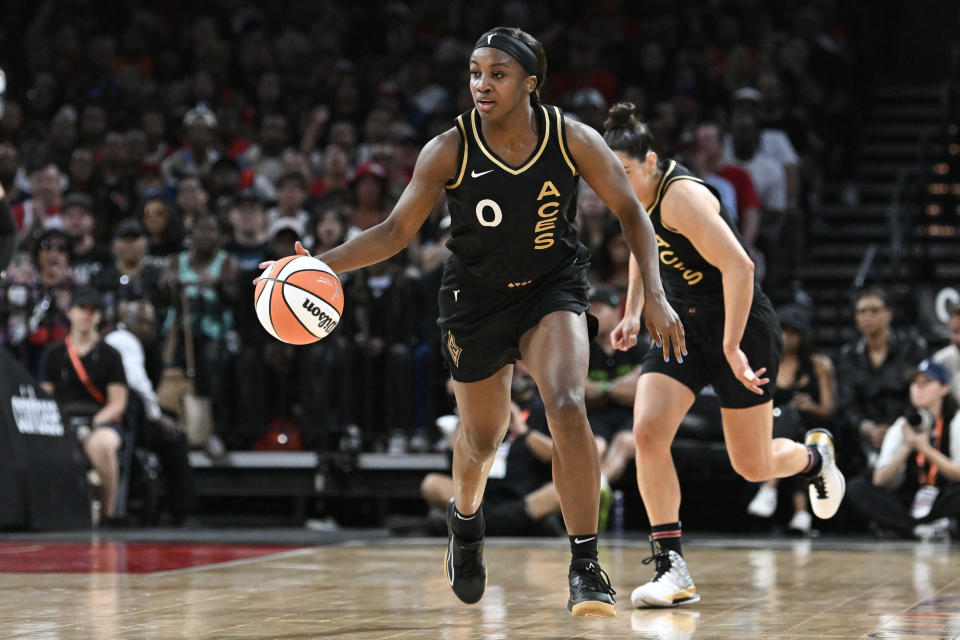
[{"left": 602, "top": 102, "right": 661, "bottom": 165}]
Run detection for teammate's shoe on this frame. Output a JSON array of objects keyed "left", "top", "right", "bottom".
[
  {"left": 804, "top": 428, "right": 845, "bottom": 519},
  {"left": 631, "top": 540, "right": 700, "bottom": 608},
  {"left": 568, "top": 558, "right": 617, "bottom": 617},
  {"left": 444, "top": 498, "right": 486, "bottom": 604},
  {"left": 746, "top": 484, "right": 778, "bottom": 518}
]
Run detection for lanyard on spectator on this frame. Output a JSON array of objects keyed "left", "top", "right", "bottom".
[
  {"left": 916, "top": 414, "right": 944, "bottom": 486},
  {"left": 64, "top": 336, "right": 106, "bottom": 405}
]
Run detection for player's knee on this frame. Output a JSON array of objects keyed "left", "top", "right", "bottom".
[
  {"left": 459, "top": 427, "right": 501, "bottom": 461},
  {"left": 730, "top": 457, "right": 769, "bottom": 483},
  {"left": 542, "top": 388, "right": 585, "bottom": 425},
  {"left": 633, "top": 416, "right": 668, "bottom": 454}
]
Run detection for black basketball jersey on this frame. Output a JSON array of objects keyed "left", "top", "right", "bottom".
[
  {"left": 647, "top": 160, "right": 762, "bottom": 309},
  {"left": 443, "top": 105, "right": 583, "bottom": 288}
]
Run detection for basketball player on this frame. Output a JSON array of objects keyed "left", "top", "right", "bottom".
[
  {"left": 260, "top": 28, "right": 684, "bottom": 617},
  {"left": 602, "top": 103, "right": 845, "bottom": 608},
  {"left": 0, "top": 183, "right": 16, "bottom": 271}
]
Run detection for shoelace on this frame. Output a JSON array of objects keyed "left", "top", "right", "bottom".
[
  {"left": 811, "top": 474, "right": 828, "bottom": 499},
  {"left": 579, "top": 564, "right": 616, "bottom": 595},
  {"left": 642, "top": 539, "right": 672, "bottom": 582}
]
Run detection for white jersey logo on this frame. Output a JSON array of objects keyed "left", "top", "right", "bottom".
[
  {"left": 488, "top": 34, "right": 494, "bottom": 44},
  {"left": 471, "top": 169, "right": 493, "bottom": 178}
]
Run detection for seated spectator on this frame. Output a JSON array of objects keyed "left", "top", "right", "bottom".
[
  {"left": 162, "top": 106, "right": 221, "bottom": 190},
  {"left": 139, "top": 196, "right": 185, "bottom": 263},
  {"left": 304, "top": 202, "right": 348, "bottom": 255},
  {"left": 267, "top": 171, "right": 310, "bottom": 231},
  {"left": 420, "top": 368, "right": 564, "bottom": 536},
  {"left": 837, "top": 287, "right": 928, "bottom": 474},
  {"left": 846, "top": 360, "right": 960, "bottom": 541},
  {"left": 347, "top": 161, "right": 390, "bottom": 238},
  {"left": 39, "top": 287, "right": 128, "bottom": 522},
  {"left": 746, "top": 304, "right": 836, "bottom": 534},
  {"left": 1, "top": 228, "right": 75, "bottom": 375},
  {"left": 173, "top": 176, "right": 211, "bottom": 234},
  {"left": 60, "top": 193, "right": 110, "bottom": 285},
  {"left": 12, "top": 160, "right": 65, "bottom": 236},
  {"left": 308, "top": 143, "right": 351, "bottom": 201},
  {"left": 582, "top": 286, "right": 646, "bottom": 529},
  {"left": 106, "top": 299, "right": 194, "bottom": 525},
  {"left": 932, "top": 302, "right": 960, "bottom": 404},
  {"left": 91, "top": 219, "right": 163, "bottom": 323}
]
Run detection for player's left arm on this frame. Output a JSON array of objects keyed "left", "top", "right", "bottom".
[
  {"left": 660, "top": 180, "right": 763, "bottom": 392},
  {"left": 565, "top": 118, "right": 684, "bottom": 361}
]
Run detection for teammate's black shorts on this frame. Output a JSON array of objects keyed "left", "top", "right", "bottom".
[
  {"left": 641, "top": 295, "right": 783, "bottom": 409},
  {"left": 437, "top": 247, "right": 591, "bottom": 383}
]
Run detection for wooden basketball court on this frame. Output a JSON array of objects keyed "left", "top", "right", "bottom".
[{"left": 0, "top": 536, "right": 958, "bottom": 639}]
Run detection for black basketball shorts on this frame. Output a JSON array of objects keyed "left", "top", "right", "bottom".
[
  {"left": 641, "top": 297, "right": 783, "bottom": 409},
  {"left": 437, "top": 251, "right": 591, "bottom": 383}
]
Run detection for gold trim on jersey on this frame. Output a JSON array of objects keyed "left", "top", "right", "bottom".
[
  {"left": 445, "top": 115, "right": 469, "bottom": 190},
  {"left": 647, "top": 160, "right": 677, "bottom": 214},
  {"left": 469, "top": 105, "right": 551, "bottom": 176},
  {"left": 657, "top": 170, "right": 708, "bottom": 234},
  {"left": 553, "top": 106, "right": 579, "bottom": 176}
]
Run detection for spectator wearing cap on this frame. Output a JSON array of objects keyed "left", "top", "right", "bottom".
[
  {"left": 91, "top": 218, "right": 162, "bottom": 322},
  {"left": 61, "top": 193, "right": 111, "bottom": 285},
  {"left": 837, "top": 287, "right": 928, "bottom": 474},
  {"left": 745, "top": 303, "right": 836, "bottom": 533},
  {"left": 161, "top": 105, "right": 221, "bottom": 188},
  {"left": 932, "top": 302, "right": 960, "bottom": 404},
  {"left": 584, "top": 285, "right": 648, "bottom": 529},
  {"left": 267, "top": 171, "right": 310, "bottom": 232},
  {"left": 347, "top": 161, "right": 390, "bottom": 240},
  {"left": 845, "top": 359, "right": 960, "bottom": 541},
  {"left": 39, "top": 287, "right": 128, "bottom": 522}
]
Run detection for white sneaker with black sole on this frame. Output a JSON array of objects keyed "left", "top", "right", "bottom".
[{"left": 631, "top": 540, "right": 700, "bottom": 608}]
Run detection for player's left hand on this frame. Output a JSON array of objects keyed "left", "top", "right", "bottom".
[
  {"left": 252, "top": 241, "right": 310, "bottom": 284},
  {"left": 725, "top": 347, "right": 768, "bottom": 394},
  {"left": 643, "top": 292, "right": 686, "bottom": 363}
]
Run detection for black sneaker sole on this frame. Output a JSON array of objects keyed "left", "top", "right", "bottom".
[{"left": 444, "top": 537, "right": 486, "bottom": 604}]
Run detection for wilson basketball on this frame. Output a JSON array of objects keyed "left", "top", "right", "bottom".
[{"left": 254, "top": 255, "right": 344, "bottom": 345}]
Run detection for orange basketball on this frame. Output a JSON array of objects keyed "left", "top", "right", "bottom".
[{"left": 254, "top": 255, "right": 344, "bottom": 345}]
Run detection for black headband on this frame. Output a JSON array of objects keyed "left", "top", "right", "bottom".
[{"left": 473, "top": 31, "right": 539, "bottom": 79}]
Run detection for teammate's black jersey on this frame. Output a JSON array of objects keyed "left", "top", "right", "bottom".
[
  {"left": 647, "top": 160, "right": 762, "bottom": 309},
  {"left": 444, "top": 104, "right": 583, "bottom": 288}
]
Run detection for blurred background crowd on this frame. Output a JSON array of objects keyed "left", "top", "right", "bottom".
[{"left": 1, "top": 0, "right": 959, "bottom": 534}]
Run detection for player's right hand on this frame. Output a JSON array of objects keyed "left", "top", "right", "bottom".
[
  {"left": 611, "top": 315, "right": 642, "bottom": 351},
  {"left": 724, "top": 347, "right": 768, "bottom": 395},
  {"left": 252, "top": 241, "right": 310, "bottom": 284}
]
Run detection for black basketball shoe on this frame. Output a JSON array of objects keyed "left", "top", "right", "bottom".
[
  {"left": 568, "top": 558, "right": 617, "bottom": 617},
  {"left": 444, "top": 498, "right": 486, "bottom": 604}
]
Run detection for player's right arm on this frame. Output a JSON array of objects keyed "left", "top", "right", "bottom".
[{"left": 316, "top": 130, "right": 460, "bottom": 274}]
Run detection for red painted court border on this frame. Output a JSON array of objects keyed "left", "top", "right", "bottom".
[{"left": 0, "top": 541, "right": 303, "bottom": 574}]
